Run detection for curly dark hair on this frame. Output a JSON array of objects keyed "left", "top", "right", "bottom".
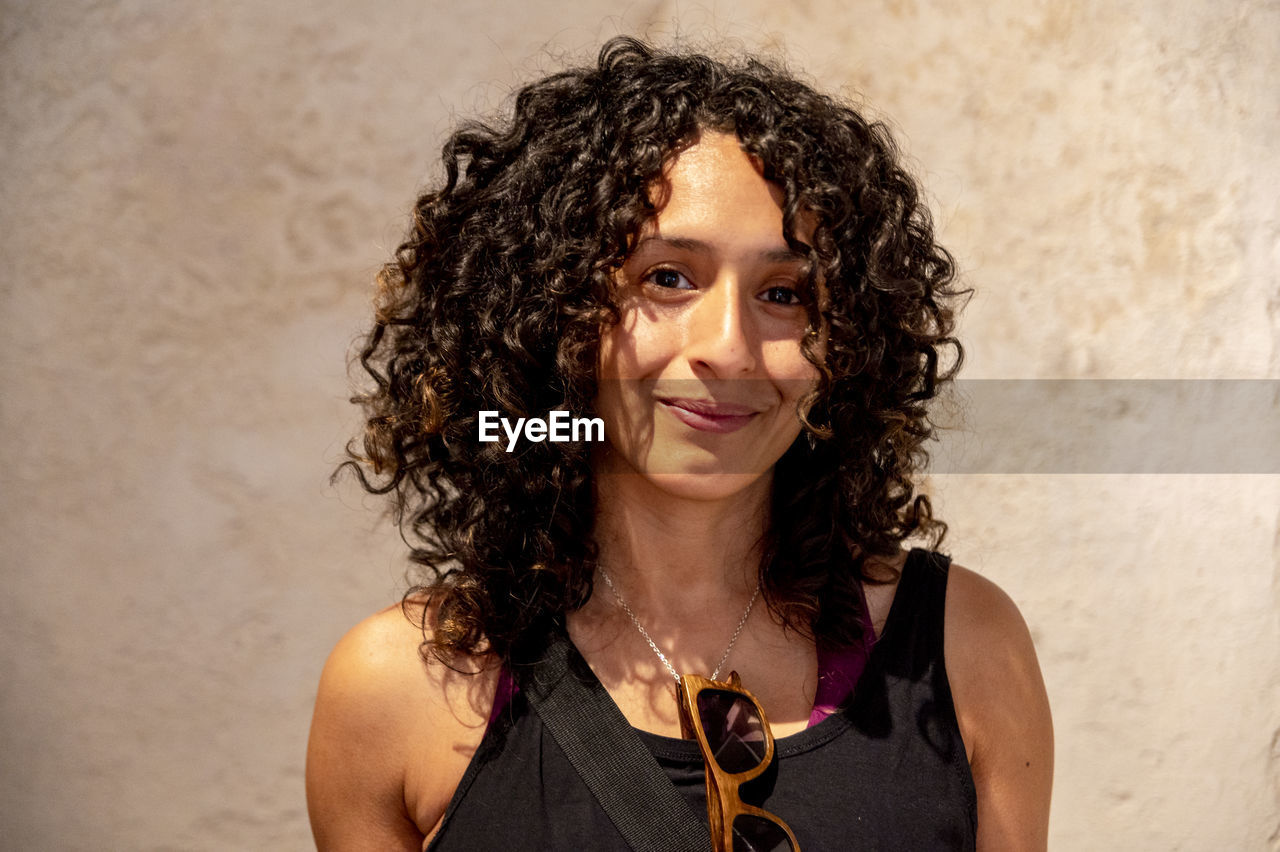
[{"left": 343, "top": 36, "right": 964, "bottom": 667}]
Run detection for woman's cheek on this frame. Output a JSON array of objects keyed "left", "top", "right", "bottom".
[{"left": 618, "top": 315, "right": 686, "bottom": 377}]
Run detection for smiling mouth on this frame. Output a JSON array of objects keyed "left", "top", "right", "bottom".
[{"left": 658, "top": 398, "right": 760, "bottom": 434}]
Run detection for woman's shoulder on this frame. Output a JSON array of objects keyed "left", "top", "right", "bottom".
[
  {"left": 306, "top": 602, "right": 500, "bottom": 848},
  {"left": 942, "top": 561, "right": 1048, "bottom": 726},
  {"left": 313, "top": 601, "right": 497, "bottom": 729},
  {"left": 943, "top": 561, "right": 1036, "bottom": 661}
]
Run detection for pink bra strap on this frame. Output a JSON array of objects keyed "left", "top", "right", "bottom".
[
  {"left": 808, "top": 582, "right": 877, "bottom": 727},
  {"left": 488, "top": 665, "right": 519, "bottom": 725}
]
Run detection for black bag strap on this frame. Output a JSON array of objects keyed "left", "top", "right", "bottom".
[{"left": 515, "top": 632, "right": 711, "bottom": 852}]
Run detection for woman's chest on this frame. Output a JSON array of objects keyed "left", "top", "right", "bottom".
[
  {"left": 430, "top": 682, "right": 976, "bottom": 852},
  {"left": 575, "top": 624, "right": 822, "bottom": 739}
]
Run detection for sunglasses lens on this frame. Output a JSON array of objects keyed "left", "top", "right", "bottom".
[
  {"left": 695, "top": 688, "right": 768, "bottom": 774},
  {"left": 732, "top": 813, "right": 794, "bottom": 851}
]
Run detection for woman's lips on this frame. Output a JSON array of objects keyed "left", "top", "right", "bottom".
[{"left": 659, "top": 398, "right": 758, "bottom": 434}]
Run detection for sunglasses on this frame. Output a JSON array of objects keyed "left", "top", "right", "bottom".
[{"left": 678, "top": 672, "right": 801, "bottom": 852}]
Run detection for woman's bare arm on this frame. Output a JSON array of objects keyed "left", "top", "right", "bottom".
[
  {"left": 306, "top": 610, "right": 430, "bottom": 850},
  {"left": 945, "top": 565, "right": 1055, "bottom": 851},
  {"left": 306, "top": 605, "right": 493, "bottom": 851}
]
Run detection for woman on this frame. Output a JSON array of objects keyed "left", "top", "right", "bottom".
[{"left": 307, "top": 37, "right": 1052, "bottom": 851}]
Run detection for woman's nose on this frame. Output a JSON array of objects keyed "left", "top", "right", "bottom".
[{"left": 684, "top": 278, "right": 757, "bottom": 377}]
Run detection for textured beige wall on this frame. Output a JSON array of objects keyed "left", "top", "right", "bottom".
[{"left": 2, "top": 1, "right": 1276, "bottom": 849}]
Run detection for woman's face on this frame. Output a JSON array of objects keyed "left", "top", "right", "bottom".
[{"left": 594, "top": 131, "right": 820, "bottom": 502}]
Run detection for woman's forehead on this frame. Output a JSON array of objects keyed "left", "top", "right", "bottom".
[{"left": 640, "top": 131, "right": 816, "bottom": 249}]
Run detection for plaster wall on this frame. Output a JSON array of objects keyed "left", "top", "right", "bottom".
[{"left": 1, "top": 1, "right": 1277, "bottom": 848}]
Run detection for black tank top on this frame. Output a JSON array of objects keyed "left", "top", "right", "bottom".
[{"left": 428, "top": 550, "right": 977, "bottom": 850}]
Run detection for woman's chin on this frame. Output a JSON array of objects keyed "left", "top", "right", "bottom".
[
  {"left": 596, "top": 468, "right": 770, "bottom": 504},
  {"left": 648, "top": 471, "right": 769, "bottom": 503}
]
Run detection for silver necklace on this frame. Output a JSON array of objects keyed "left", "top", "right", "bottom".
[{"left": 598, "top": 567, "right": 760, "bottom": 682}]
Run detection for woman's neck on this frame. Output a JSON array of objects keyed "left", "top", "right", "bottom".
[{"left": 591, "top": 472, "right": 772, "bottom": 624}]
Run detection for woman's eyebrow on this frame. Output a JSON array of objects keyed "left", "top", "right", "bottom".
[{"left": 631, "top": 235, "right": 808, "bottom": 264}]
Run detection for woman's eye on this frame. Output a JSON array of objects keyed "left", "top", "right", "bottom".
[
  {"left": 645, "top": 268, "right": 694, "bottom": 290},
  {"left": 762, "top": 285, "right": 802, "bottom": 305}
]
